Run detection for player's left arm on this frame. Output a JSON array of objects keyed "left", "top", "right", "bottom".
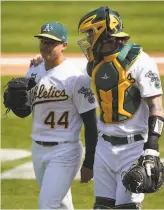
[
  {"left": 73, "top": 74, "right": 98, "bottom": 182},
  {"left": 136, "top": 54, "right": 164, "bottom": 176},
  {"left": 80, "top": 108, "right": 98, "bottom": 169},
  {"left": 80, "top": 108, "right": 98, "bottom": 183},
  {"left": 140, "top": 94, "right": 164, "bottom": 176}
]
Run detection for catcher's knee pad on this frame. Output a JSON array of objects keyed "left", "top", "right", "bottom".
[
  {"left": 114, "top": 203, "right": 141, "bottom": 209},
  {"left": 93, "top": 196, "right": 116, "bottom": 209}
]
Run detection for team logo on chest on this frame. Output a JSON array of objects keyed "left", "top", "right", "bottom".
[{"left": 29, "top": 84, "right": 69, "bottom": 105}]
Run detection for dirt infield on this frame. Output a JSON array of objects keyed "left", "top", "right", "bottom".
[{"left": 1, "top": 53, "right": 164, "bottom": 76}]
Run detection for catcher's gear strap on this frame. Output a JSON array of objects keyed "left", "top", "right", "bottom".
[
  {"left": 144, "top": 116, "right": 164, "bottom": 150},
  {"left": 93, "top": 196, "right": 116, "bottom": 209},
  {"left": 114, "top": 203, "right": 141, "bottom": 209},
  {"left": 117, "top": 43, "right": 142, "bottom": 70}
]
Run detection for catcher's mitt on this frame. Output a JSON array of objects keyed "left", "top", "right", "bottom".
[
  {"left": 3, "top": 77, "right": 36, "bottom": 118},
  {"left": 122, "top": 157, "right": 164, "bottom": 193}
]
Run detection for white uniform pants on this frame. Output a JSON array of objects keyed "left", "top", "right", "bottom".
[
  {"left": 94, "top": 136, "right": 145, "bottom": 206},
  {"left": 32, "top": 140, "right": 83, "bottom": 209}
]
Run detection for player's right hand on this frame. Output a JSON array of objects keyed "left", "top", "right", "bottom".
[
  {"left": 30, "top": 54, "right": 43, "bottom": 67},
  {"left": 80, "top": 165, "right": 93, "bottom": 183}
]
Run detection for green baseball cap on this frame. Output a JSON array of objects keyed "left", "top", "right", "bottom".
[{"left": 34, "top": 22, "right": 67, "bottom": 42}]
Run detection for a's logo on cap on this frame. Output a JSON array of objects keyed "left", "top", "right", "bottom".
[{"left": 43, "top": 24, "right": 53, "bottom": 32}]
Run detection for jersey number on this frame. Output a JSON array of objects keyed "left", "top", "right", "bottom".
[{"left": 44, "top": 111, "right": 69, "bottom": 129}]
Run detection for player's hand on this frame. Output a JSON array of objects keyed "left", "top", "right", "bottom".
[
  {"left": 139, "top": 149, "right": 160, "bottom": 176},
  {"left": 30, "top": 54, "right": 43, "bottom": 67},
  {"left": 80, "top": 166, "right": 93, "bottom": 183}
]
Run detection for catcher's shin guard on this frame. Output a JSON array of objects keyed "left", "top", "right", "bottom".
[
  {"left": 114, "top": 203, "right": 141, "bottom": 209},
  {"left": 93, "top": 196, "right": 116, "bottom": 209}
]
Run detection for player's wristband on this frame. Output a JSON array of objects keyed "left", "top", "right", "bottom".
[
  {"left": 148, "top": 116, "right": 164, "bottom": 137},
  {"left": 144, "top": 116, "right": 164, "bottom": 151}
]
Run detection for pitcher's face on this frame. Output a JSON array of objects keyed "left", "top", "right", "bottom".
[{"left": 39, "top": 38, "right": 66, "bottom": 61}]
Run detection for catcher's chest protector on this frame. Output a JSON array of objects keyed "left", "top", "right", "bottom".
[{"left": 91, "top": 43, "right": 142, "bottom": 124}]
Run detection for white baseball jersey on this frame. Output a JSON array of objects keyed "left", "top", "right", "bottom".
[
  {"left": 26, "top": 59, "right": 98, "bottom": 142},
  {"left": 98, "top": 52, "right": 163, "bottom": 136}
]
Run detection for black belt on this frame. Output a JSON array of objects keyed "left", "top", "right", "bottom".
[
  {"left": 35, "top": 141, "right": 59, "bottom": 146},
  {"left": 102, "top": 134, "right": 144, "bottom": 146}
]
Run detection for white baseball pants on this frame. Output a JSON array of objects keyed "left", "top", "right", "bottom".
[
  {"left": 94, "top": 136, "right": 145, "bottom": 206},
  {"left": 32, "top": 140, "right": 83, "bottom": 209}
]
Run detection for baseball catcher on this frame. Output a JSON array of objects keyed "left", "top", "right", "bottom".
[
  {"left": 3, "top": 77, "right": 36, "bottom": 118},
  {"left": 78, "top": 5, "right": 164, "bottom": 209}
]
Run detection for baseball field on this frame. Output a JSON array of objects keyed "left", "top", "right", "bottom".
[{"left": 1, "top": 1, "right": 164, "bottom": 209}]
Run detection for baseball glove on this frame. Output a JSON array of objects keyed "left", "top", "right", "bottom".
[
  {"left": 122, "top": 157, "right": 164, "bottom": 193},
  {"left": 3, "top": 77, "right": 36, "bottom": 118}
]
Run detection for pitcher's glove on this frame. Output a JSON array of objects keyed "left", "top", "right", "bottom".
[
  {"left": 122, "top": 151, "right": 164, "bottom": 193},
  {"left": 3, "top": 77, "right": 36, "bottom": 118}
]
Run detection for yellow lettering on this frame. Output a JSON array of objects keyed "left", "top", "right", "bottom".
[{"left": 109, "top": 14, "right": 119, "bottom": 31}]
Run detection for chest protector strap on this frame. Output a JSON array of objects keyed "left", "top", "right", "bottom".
[{"left": 117, "top": 43, "right": 142, "bottom": 69}]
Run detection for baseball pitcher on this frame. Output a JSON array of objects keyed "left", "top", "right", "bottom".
[
  {"left": 4, "top": 22, "right": 98, "bottom": 209},
  {"left": 78, "top": 6, "right": 164, "bottom": 209}
]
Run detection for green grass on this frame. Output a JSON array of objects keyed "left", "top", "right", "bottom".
[
  {"left": 1, "top": 180, "right": 164, "bottom": 209},
  {"left": 1, "top": 76, "right": 164, "bottom": 209},
  {"left": 1, "top": 1, "right": 164, "bottom": 53},
  {"left": 1, "top": 180, "right": 94, "bottom": 209}
]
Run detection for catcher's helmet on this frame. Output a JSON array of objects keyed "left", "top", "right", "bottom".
[{"left": 78, "top": 6, "right": 130, "bottom": 59}]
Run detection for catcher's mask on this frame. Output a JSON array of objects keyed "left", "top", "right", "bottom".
[{"left": 78, "top": 6, "right": 130, "bottom": 60}]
